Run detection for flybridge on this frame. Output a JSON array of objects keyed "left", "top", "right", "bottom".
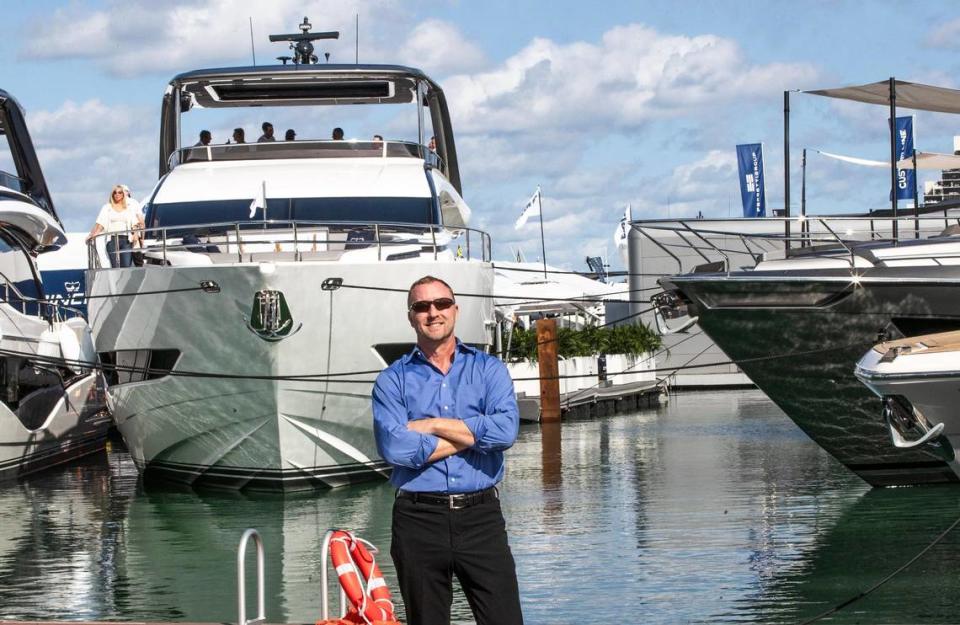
[
  {"left": 158, "top": 16, "right": 462, "bottom": 191},
  {"left": 159, "top": 65, "right": 462, "bottom": 193}
]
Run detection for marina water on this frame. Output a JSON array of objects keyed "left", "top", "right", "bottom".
[{"left": 2, "top": 390, "right": 960, "bottom": 624}]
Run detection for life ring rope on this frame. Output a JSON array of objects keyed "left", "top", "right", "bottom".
[{"left": 328, "top": 530, "right": 397, "bottom": 625}]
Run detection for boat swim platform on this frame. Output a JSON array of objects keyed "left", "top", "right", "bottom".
[{"left": 517, "top": 379, "right": 664, "bottom": 422}]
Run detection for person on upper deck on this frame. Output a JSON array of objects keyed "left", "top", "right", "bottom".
[
  {"left": 230, "top": 128, "right": 245, "bottom": 144},
  {"left": 332, "top": 127, "right": 344, "bottom": 140},
  {"left": 425, "top": 135, "right": 440, "bottom": 166},
  {"left": 285, "top": 129, "right": 296, "bottom": 141},
  {"left": 258, "top": 122, "right": 275, "bottom": 142},
  {"left": 87, "top": 184, "right": 141, "bottom": 269},
  {"left": 194, "top": 130, "right": 211, "bottom": 146}
]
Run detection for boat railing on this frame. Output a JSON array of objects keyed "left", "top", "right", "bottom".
[
  {"left": 0, "top": 270, "right": 85, "bottom": 321},
  {"left": 634, "top": 212, "right": 960, "bottom": 274},
  {"left": 87, "top": 219, "right": 492, "bottom": 269},
  {"left": 169, "top": 139, "right": 438, "bottom": 168}
]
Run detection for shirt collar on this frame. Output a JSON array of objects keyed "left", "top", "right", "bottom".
[{"left": 403, "top": 338, "right": 476, "bottom": 364}]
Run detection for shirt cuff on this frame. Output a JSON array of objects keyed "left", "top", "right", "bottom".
[
  {"left": 414, "top": 433, "right": 441, "bottom": 467},
  {"left": 461, "top": 415, "right": 487, "bottom": 447}
]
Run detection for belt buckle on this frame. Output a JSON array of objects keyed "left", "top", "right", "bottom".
[{"left": 449, "top": 494, "right": 467, "bottom": 510}]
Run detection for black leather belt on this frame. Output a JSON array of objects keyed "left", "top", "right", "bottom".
[{"left": 397, "top": 486, "right": 498, "bottom": 510}]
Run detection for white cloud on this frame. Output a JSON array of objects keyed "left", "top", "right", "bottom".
[
  {"left": 24, "top": 100, "right": 156, "bottom": 230},
  {"left": 925, "top": 18, "right": 960, "bottom": 50},
  {"left": 444, "top": 23, "right": 818, "bottom": 135},
  {"left": 398, "top": 19, "right": 487, "bottom": 75},
  {"left": 20, "top": 0, "right": 404, "bottom": 77}
]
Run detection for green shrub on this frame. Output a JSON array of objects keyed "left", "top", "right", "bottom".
[{"left": 502, "top": 321, "right": 661, "bottom": 362}]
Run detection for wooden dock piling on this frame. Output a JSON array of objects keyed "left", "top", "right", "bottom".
[{"left": 536, "top": 318, "right": 561, "bottom": 422}]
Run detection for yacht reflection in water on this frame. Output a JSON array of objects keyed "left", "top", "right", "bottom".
[
  {"left": 741, "top": 486, "right": 960, "bottom": 624},
  {"left": 0, "top": 450, "right": 138, "bottom": 621}
]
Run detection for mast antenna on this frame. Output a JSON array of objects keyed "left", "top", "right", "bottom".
[{"left": 268, "top": 16, "right": 339, "bottom": 65}]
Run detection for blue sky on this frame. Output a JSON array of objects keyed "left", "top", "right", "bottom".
[{"left": 3, "top": 0, "right": 960, "bottom": 269}]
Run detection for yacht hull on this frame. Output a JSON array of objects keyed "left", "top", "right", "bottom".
[
  {"left": 0, "top": 373, "right": 111, "bottom": 482},
  {"left": 664, "top": 268, "right": 960, "bottom": 486},
  {"left": 87, "top": 260, "right": 494, "bottom": 492}
]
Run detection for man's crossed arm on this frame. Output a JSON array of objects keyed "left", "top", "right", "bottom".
[{"left": 408, "top": 418, "right": 475, "bottom": 462}]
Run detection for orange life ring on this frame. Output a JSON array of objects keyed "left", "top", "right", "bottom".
[{"left": 328, "top": 530, "right": 397, "bottom": 624}]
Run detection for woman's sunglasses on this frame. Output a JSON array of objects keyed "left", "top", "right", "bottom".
[{"left": 408, "top": 297, "right": 456, "bottom": 313}]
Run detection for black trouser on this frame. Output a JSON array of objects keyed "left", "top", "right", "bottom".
[{"left": 391, "top": 492, "right": 523, "bottom": 625}]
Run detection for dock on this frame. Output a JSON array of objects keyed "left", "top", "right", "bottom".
[{"left": 517, "top": 378, "right": 663, "bottom": 422}]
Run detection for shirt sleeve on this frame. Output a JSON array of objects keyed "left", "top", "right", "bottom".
[
  {"left": 94, "top": 205, "right": 110, "bottom": 229},
  {"left": 462, "top": 357, "right": 519, "bottom": 453},
  {"left": 372, "top": 366, "right": 439, "bottom": 469}
]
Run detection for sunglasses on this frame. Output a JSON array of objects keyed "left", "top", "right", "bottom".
[{"left": 409, "top": 297, "right": 455, "bottom": 313}]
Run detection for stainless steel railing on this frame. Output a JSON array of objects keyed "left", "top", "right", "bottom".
[
  {"left": 87, "top": 219, "right": 492, "bottom": 269},
  {"left": 634, "top": 213, "right": 960, "bottom": 274},
  {"left": 0, "top": 270, "right": 84, "bottom": 320}
]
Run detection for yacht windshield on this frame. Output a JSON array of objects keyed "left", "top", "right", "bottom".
[{"left": 146, "top": 197, "right": 437, "bottom": 233}]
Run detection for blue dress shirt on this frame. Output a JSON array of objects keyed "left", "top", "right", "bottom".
[{"left": 372, "top": 340, "right": 519, "bottom": 493}]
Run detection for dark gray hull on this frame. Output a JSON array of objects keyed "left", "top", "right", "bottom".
[{"left": 665, "top": 268, "right": 960, "bottom": 486}]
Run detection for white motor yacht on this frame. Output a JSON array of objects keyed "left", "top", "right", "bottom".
[
  {"left": 643, "top": 213, "right": 960, "bottom": 487},
  {"left": 855, "top": 330, "right": 960, "bottom": 475},
  {"left": 0, "top": 89, "right": 110, "bottom": 481},
  {"left": 85, "top": 25, "right": 494, "bottom": 491}
]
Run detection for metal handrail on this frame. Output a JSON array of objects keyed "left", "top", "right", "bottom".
[
  {"left": 319, "top": 529, "right": 348, "bottom": 621},
  {"left": 172, "top": 139, "right": 425, "bottom": 167},
  {"left": 237, "top": 528, "right": 265, "bottom": 625},
  {"left": 0, "top": 269, "right": 84, "bottom": 320},
  {"left": 634, "top": 213, "right": 960, "bottom": 274},
  {"left": 87, "top": 219, "right": 493, "bottom": 268}
]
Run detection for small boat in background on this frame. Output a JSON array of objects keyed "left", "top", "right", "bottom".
[
  {"left": 855, "top": 330, "right": 960, "bottom": 474},
  {"left": 0, "top": 88, "right": 110, "bottom": 481}
]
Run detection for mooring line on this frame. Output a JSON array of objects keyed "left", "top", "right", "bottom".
[{"left": 797, "top": 513, "right": 960, "bottom": 625}]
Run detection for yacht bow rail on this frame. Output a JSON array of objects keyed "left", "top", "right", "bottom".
[
  {"left": 87, "top": 219, "right": 491, "bottom": 269},
  {"left": 634, "top": 213, "right": 960, "bottom": 274}
]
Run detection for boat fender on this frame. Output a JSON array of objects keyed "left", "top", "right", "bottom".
[
  {"left": 63, "top": 317, "right": 97, "bottom": 372},
  {"left": 326, "top": 530, "right": 399, "bottom": 625},
  {"left": 37, "top": 327, "right": 61, "bottom": 361}
]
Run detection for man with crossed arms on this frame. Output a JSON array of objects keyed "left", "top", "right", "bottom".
[{"left": 372, "top": 275, "right": 523, "bottom": 625}]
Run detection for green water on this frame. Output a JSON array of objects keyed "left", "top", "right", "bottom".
[{"left": 2, "top": 390, "right": 960, "bottom": 624}]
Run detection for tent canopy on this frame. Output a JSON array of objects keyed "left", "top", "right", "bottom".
[
  {"left": 814, "top": 149, "right": 960, "bottom": 170},
  {"left": 897, "top": 151, "right": 960, "bottom": 170},
  {"left": 805, "top": 80, "right": 960, "bottom": 114}
]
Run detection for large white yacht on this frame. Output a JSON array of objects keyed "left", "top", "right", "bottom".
[
  {"left": 85, "top": 27, "right": 494, "bottom": 491},
  {"left": 0, "top": 89, "right": 109, "bottom": 481}
]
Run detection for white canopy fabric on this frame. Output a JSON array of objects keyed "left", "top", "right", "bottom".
[
  {"left": 813, "top": 149, "right": 960, "bottom": 171},
  {"left": 897, "top": 151, "right": 960, "bottom": 170},
  {"left": 815, "top": 150, "right": 887, "bottom": 168},
  {"left": 805, "top": 80, "right": 960, "bottom": 114}
]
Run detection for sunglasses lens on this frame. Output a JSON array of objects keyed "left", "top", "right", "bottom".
[{"left": 410, "top": 298, "right": 455, "bottom": 313}]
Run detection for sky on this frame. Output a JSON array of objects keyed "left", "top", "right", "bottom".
[{"left": 3, "top": 0, "right": 960, "bottom": 270}]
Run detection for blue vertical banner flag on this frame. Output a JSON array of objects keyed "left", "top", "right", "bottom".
[
  {"left": 893, "top": 115, "right": 915, "bottom": 201},
  {"left": 736, "top": 143, "right": 766, "bottom": 217}
]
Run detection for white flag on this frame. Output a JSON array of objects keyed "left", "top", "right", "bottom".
[
  {"left": 614, "top": 203, "right": 632, "bottom": 249},
  {"left": 514, "top": 186, "right": 541, "bottom": 229},
  {"left": 249, "top": 181, "right": 266, "bottom": 218}
]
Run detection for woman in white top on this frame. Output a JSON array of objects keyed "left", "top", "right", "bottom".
[{"left": 87, "top": 184, "right": 140, "bottom": 268}]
